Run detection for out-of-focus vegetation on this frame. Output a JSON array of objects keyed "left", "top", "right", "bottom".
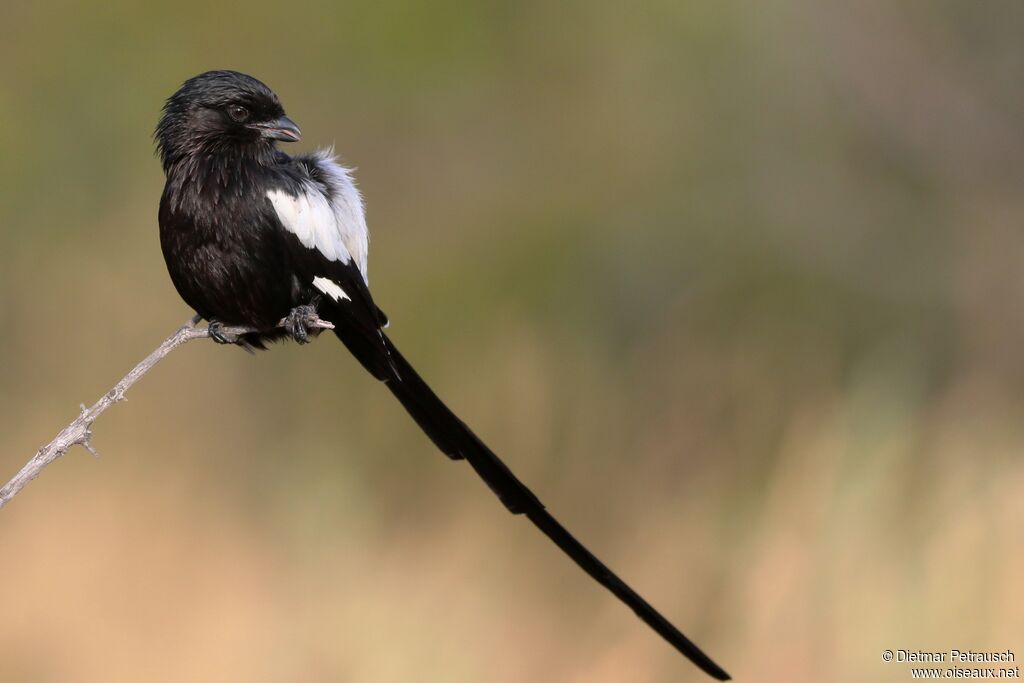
[{"left": 2, "top": 1, "right": 1022, "bottom": 681}]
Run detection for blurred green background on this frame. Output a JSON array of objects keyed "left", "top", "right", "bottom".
[{"left": 2, "top": 1, "right": 1022, "bottom": 681}]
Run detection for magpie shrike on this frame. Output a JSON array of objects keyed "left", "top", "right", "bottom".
[{"left": 156, "top": 70, "right": 729, "bottom": 680}]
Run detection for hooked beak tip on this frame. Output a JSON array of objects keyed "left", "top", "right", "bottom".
[{"left": 253, "top": 115, "right": 301, "bottom": 142}]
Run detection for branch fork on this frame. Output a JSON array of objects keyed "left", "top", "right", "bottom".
[{"left": 0, "top": 314, "right": 333, "bottom": 509}]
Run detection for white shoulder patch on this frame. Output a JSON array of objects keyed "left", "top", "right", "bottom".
[
  {"left": 266, "top": 148, "right": 370, "bottom": 283},
  {"left": 309, "top": 149, "right": 369, "bottom": 280},
  {"left": 266, "top": 186, "right": 351, "bottom": 263},
  {"left": 313, "top": 276, "right": 351, "bottom": 302}
]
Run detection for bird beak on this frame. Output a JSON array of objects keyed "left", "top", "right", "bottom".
[{"left": 251, "top": 116, "right": 302, "bottom": 142}]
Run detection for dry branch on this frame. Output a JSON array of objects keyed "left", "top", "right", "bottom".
[{"left": 0, "top": 314, "right": 333, "bottom": 510}]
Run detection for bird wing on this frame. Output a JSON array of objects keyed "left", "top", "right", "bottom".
[
  {"left": 264, "top": 151, "right": 391, "bottom": 376},
  {"left": 266, "top": 149, "right": 369, "bottom": 279}
]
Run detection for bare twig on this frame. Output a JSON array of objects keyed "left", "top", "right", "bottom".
[{"left": 0, "top": 314, "right": 334, "bottom": 510}]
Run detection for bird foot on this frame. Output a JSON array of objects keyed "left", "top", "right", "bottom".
[
  {"left": 284, "top": 304, "right": 320, "bottom": 344},
  {"left": 207, "top": 320, "right": 240, "bottom": 344}
]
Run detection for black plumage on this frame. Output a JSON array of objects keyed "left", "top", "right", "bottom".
[{"left": 155, "top": 70, "right": 729, "bottom": 680}]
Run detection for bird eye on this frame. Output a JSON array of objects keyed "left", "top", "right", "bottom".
[{"left": 227, "top": 105, "right": 250, "bottom": 122}]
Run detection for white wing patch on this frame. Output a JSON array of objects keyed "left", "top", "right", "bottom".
[
  {"left": 266, "top": 185, "right": 350, "bottom": 262},
  {"left": 312, "top": 276, "right": 351, "bottom": 302},
  {"left": 266, "top": 148, "right": 370, "bottom": 282},
  {"left": 310, "top": 149, "right": 369, "bottom": 279}
]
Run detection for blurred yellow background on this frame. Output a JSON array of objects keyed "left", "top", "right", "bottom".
[{"left": 1, "top": 1, "right": 1022, "bottom": 681}]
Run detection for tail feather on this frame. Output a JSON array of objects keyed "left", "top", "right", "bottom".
[
  {"left": 382, "top": 336, "right": 542, "bottom": 511},
  {"left": 357, "top": 332, "right": 731, "bottom": 681}
]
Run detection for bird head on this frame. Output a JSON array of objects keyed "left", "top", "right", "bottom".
[{"left": 155, "top": 70, "right": 301, "bottom": 170}]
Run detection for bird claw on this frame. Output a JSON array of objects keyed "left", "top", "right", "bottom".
[
  {"left": 284, "top": 304, "right": 319, "bottom": 345},
  {"left": 207, "top": 321, "right": 239, "bottom": 344}
]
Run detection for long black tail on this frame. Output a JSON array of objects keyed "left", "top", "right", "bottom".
[{"left": 336, "top": 324, "right": 730, "bottom": 680}]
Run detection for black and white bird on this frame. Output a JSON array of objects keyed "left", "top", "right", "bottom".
[{"left": 155, "top": 70, "right": 729, "bottom": 680}]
